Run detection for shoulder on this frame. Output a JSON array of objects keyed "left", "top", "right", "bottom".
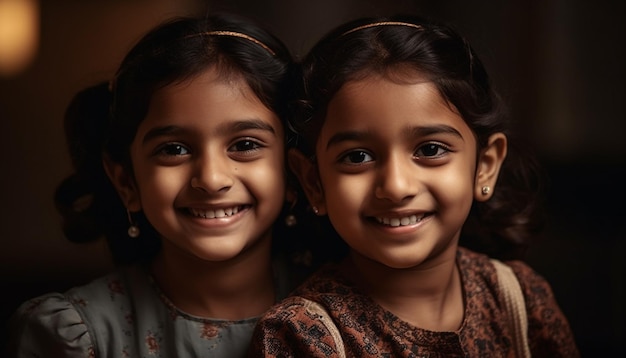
[
  {"left": 457, "top": 246, "right": 550, "bottom": 289},
  {"left": 7, "top": 267, "right": 149, "bottom": 357},
  {"left": 260, "top": 295, "right": 326, "bottom": 322},
  {"left": 7, "top": 291, "right": 94, "bottom": 357},
  {"left": 290, "top": 263, "right": 352, "bottom": 298},
  {"left": 459, "top": 246, "right": 564, "bottom": 311},
  {"left": 457, "top": 247, "right": 579, "bottom": 356},
  {"left": 503, "top": 260, "right": 580, "bottom": 356},
  {"left": 250, "top": 264, "right": 371, "bottom": 357},
  {"left": 457, "top": 246, "right": 493, "bottom": 266},
  {"left": 488, "top": 254, "right": 560, "bottom": 312},
  {"left": 501, "top": 259, "right": 553, "bottom": 298},
  {"left": 457, "top": 246, "right": 501, "bottom": 289},
  {"left": 63, "top": 266, "right": 138, "bottom": 304},
  {"left": 460, "top": 247, "right": 580, "bottom": 356},
  {"left": 251, "top": 295, "right": 344, "bottom": 357}
]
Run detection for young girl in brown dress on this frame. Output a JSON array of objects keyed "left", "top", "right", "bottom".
[{"left": 249, "top": 14, "right": 579, "bottom": 357}]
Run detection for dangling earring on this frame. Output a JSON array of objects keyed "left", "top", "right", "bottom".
[
  {"left": 481, "top": 186, "right": 491, "bottom": 195},
  {"left": 285, "top": 201, "right": 297, "bottom": 227},
  {"left": 285, "top": 213, "right": 297, "bottom": 227},
  {"left": 284, "top": 192, "right": 298, "bottom": 227},
  {"left": 127, "top": 209, "right": 140, "bottom": 238}
]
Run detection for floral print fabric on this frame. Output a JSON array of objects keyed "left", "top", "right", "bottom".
[
  {"left": 8, "top": 266, "right": 263, "bottom": 357},
  {"left": 249, "top": 247, "right": 579, "bottom": 357}
]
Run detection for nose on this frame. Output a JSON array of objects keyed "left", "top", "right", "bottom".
[
  {"left": 190, "top": 153, "right": 234, "bottom": 193},
  {"left": 374, "top": 153, "right": 419, "bottom": 203}
]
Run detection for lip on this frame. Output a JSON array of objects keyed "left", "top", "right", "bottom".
[
  {"left": 189, "top": 205, "right": 245, "bottom": 219},
  {"left": 181, "top": 203, "right": 252, "bottom": 228},
  {"left": 367, "top": 210, "right": 432, "bottom": 230}
]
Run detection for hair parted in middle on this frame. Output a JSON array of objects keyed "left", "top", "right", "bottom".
[
  {"left": 55, "top": 13, "right": 298, "bottom": 264},
  {"left": 289, "top": 14, "right": 544, "bottom": 260}
]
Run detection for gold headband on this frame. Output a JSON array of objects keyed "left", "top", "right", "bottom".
[
  {"left": 342, "top": 21, "right": 423, "bottom": 36},
  {"left": 189, "top": 31, "right": 275, "bottom": 56},
  {"left": 109, "top": 31, "right": 275, "bottom": 92}
]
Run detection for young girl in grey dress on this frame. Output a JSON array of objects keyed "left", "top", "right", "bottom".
[{"left": 8, "top": 13, "right": 303, "bottom": 357}]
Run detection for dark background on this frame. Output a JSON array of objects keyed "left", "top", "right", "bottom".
[{"left": 1, "top": 0, "right": 624, "bottom": 355}]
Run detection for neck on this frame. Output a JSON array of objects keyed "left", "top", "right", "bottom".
[
  {"left": 345, "top": 244, "right": 464, "bottom": 331},
  {"left": 150, "top": 234, "right": 275, "bottom": 320}
]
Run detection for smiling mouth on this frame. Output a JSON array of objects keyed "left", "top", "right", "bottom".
[
  {"left": 189, "top": 206, "right": 247, "bottom": 219},
  {"left": 375, "top": 213, "right": 428, "bottom": 227}
]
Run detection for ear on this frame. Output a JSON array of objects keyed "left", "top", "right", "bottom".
[
  {"left": 102, "top": 155, "right": 142, "bottom": 212},
  {"left": 474, "top": 133, "right": 507, "bottom": 202},
  {"left": 287, "top": 148, "right": 326, "bottom": 215}
]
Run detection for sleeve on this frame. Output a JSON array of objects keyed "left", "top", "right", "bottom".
[
  {"left": 247, "top": 297, "right": 344, "bottom": 358},
  {"left": 507, "top": 261, "right": 581, "bottom": 358},
  {"left": 6, "top": 293, "right": 94, "bottom": 358}
]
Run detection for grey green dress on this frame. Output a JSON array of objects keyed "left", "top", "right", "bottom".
[{"left": 8, "top": 264, "right": 291, "bottom": 357}]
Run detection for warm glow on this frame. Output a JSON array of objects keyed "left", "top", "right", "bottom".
[{"left": 0, "top": 0, "right": 39, "bottom": 76}]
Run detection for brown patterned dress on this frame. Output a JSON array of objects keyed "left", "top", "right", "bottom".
[{"left": 248, "top": 247, "right": 579, "bottom": 357}]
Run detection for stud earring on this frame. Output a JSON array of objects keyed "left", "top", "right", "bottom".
[
  {"left": 481, "top": 186, "right": 491, "bottom": 195},
  {"left": 312, "top": 206, "right": 320, "bottom": 215},
  {"left": 127, "top": 209, "right": 140, "bottom": 238}
]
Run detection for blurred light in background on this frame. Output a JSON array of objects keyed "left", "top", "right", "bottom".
[{"left": 0, "top": 0, "right": 39, "bottom": 76}]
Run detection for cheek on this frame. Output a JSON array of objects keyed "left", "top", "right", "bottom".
[
  {"left": 136, "top": 167, "right": 184, "bottom": 205},
  {"left": 431, "top": 164, "right": 476, "bottom": 213},
  {"left": 247, "top": 158, "right": 287, "bottom": 202},
  {"left": 320, "top": 171, "right": 368, "bottom": 211}
]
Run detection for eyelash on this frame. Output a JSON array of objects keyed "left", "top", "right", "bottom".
[
  {"left": 152, "top": 137, "right": 265, "bottom": 160},
  {"left": 338, "top": 142, "right": 452, "bottom": 165},
  {"left": 414, "top": 142, "right": 451, "bottom": 159},
  {"left": 155, "top": 142, "right": 189, "bottom": 157},
  {"left": 228, "top": 138, "right": 264, "bottom": 154},
  {"left": 339, "top": 150, "right": 373, "bottom": 165}
]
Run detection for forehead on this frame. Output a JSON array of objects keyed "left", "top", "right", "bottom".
[
  {"left": 137, "top": 67, "right": 283, "bottom": 136},
  {"left": 152, "top": 67, "right": 263, "bottom": 112},
  {"left": 319, "top": 74, "right": 476, "bottom": 146},
  {"left": 159, "top": 66, "right": 250, "bottom": 100},
  {"left": 327, "top": 74, "right": 456, "bottom": 125}
]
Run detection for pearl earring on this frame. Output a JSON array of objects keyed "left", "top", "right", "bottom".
[
  {"left": 127, "top": 209, "right": 140, "bottom": 238},
  {"left": 285, "top": 214, "right": 297, "bottom": 227},
  {"left": 312, "top": 206, "right": 320, "bottom": 215},
  {"left": 481, "top": 186, "right": 491, "bottom": 195}
]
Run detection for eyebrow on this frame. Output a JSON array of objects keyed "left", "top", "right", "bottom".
[
  {"left": 410, "top": 124, "right": 463, "bottom": 139},
  {"left": 325, "top": 130, "right": 368, "bottom": 150},
  {"left": 325, "top": 124, "right": 464, "bottom": 150},
  {"left": 223, "top": 119, "right": 277, "bottom": 135},
  {"left": 142, "top": 118, "right": 277, "bottom": 144}
]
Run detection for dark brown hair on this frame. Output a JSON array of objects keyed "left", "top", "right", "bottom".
[
  {"left": 55, "top": 13, "right": 297, "bottom": 263},
  {"left": 290, "top": 14, "right": 544, "bottom": 260}
]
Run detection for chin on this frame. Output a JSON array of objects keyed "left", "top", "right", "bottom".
[{"left": 193, "top": 244, "right": 247, "bottom": 262}]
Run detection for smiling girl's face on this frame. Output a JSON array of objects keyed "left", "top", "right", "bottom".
[
  {"left": 123, "top": 67, "right": 286, "bottom": 263},
  {"left": 305, "top": 73, "right": 491, "bottom": 270}
]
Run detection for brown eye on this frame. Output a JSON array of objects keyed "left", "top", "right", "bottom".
[
  {"left": 158, "top": 143, "right": 189, "bottom": 156},
  {"left": 340, "top": 150, "right": 373, "bottom": 164},
  {"left": 415, "top": 143, "right": 449, "bottom": 158},
  {"left": 229, "top": 139, "right": 262, "bottom": 153}
]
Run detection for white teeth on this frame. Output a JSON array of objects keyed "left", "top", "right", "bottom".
[
  {"left": 191, "top": 207, "right": 240, "bottom": 219},
  {"left": 376, "top": 214, "right": 424, "bottom": 227}
]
